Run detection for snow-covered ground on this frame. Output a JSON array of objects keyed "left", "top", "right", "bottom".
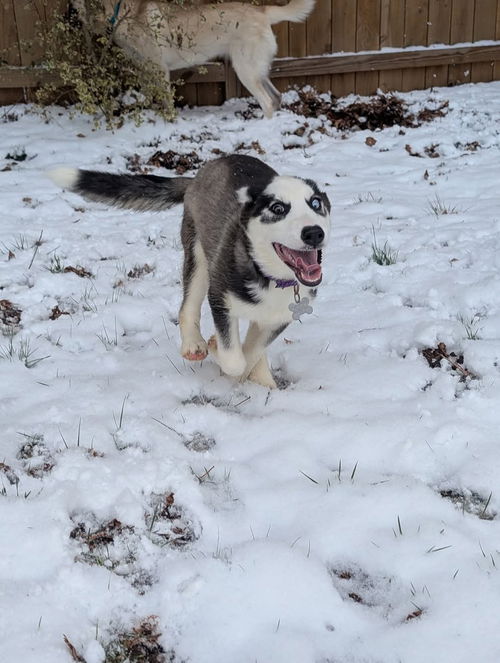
[{"left": 1, "top": 82, "right": 500, "bottom": 663}]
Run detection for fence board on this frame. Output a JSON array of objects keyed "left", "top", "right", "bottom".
[
  {"left": 496, "top": 0, "right": 500, "bottom": 80},
  {"left": 273, "top": 20, "right": 290, "bottom": 93},
  {"left": 356, "top": 0, "right": 381, "bottom": 94},
  {"left": 448, "top": 0, "right": 474, "bottom": 84},
  {"left": 402, "top": 0, "right": 430, "bottom": 91},
  {"left": 306, "top": 0, "right": 332, "bottom": 92},
  {"left": 288, "top": 15, "right": 308, "bottom": 91},
  {"left": 426, "top": 0, "right": 452, "bottom": 88},
  {"left": 379, "top": 0, "right": 405, "bottom": 91},
  {"left": 0, "top": 0, "right": 20, "bottom": 65},
  {"left": 13, "top": 0, "right": 48, "bottom": 65},
  {"left": 472, "top": 0, "right": 497, "bottom": 82},
  {"left": 331, "top": 0, "right": 357, "bottom": 97}
]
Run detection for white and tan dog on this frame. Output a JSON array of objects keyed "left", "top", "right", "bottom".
[{"left": 75, "top": 0, "right": 315, "bottom": 117}]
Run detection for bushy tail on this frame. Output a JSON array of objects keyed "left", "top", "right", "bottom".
[
  {"left": 47, "top": 167, "right": 190, "bottom": 212},
  {"left": 264, "top": 0, "right": 315, "bottom": 25}
]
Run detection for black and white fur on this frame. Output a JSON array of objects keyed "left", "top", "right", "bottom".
[
  {"left": 74, "top": 0, "right": 316, "bottom": 118},
  {"left": 49, "top": 155, "right": 331, "bottom": 388}
]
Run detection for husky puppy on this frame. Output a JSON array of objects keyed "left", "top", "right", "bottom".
[
  {"left": 74, "top": 0, "right": 315, "bottom": 118},
  {"left": 49, "top": 155, "right": 330, "bottom": 388}
]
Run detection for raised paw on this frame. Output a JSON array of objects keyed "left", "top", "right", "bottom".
[{"left": 181, "top": 338, "right": 208, "bottom": 361}]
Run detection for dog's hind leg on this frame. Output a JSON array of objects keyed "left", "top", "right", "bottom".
[
  {"left": 229, "top": 30, "right": 281, "bottom": 118},
  {"left": 179, "top": 226, "right": 209, "bottom": 361}
]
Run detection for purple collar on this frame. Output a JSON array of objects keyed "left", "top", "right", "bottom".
[{"left": 269, "top": 277, "right": 298, "bottom": 289}]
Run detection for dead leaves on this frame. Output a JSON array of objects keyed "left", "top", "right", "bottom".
[
  {"left": 0, "top": 299, "right": 21, "bottom": 331},
  {"left": 421, "top": 342, "right": 477, "bottom": 380},
  {"left": 284, "top": 89, "right": 448, "bottom": 132}
]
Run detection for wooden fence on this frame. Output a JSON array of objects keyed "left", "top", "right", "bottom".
[{"left": 1, "top": 0, "right": 500, "bottom": 107}]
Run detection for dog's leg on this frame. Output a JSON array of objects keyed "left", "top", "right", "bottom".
[
  {"left": 207, "top": 295, "right": 246, "bottom": 377},
  {"left": 240, "top": 322, "right": 289, "bottom": 388},
  {"left": 248, "top": 354, "right": 276, "bottom": 389},
  {"left": 179, "top": 228, "right": 209, "bottom": 361},
  {"left": 229, "top": 28, "right": 281, "bottom": 118}
]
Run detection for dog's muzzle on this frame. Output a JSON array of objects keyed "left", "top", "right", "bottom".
[{"left": 273, "top": 242, "right": 323, "bottom": 287}]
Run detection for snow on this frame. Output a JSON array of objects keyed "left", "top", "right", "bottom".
[{"left": 1, "top": 81, "right": 500, "bottom": 663}]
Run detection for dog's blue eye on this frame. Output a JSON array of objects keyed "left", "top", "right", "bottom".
[
  {"left": 270, "top": 202, "right": 285, "bottom": 215},
  {"left": 311, "top": 197, "right": 321, "bottom": 210}
]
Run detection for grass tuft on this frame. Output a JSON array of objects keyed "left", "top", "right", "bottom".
[
  {"left": 426, "top": 194, "right": 460, "bottom": 217},
  {"left": 0, "top": 332, "right": 49, "bottom": 368},
  {"left": 457, "top": 313, "right": 482, "bottom": 340},
  {"left": 371, "top": 227, "right": 398, "bottom": 265}
]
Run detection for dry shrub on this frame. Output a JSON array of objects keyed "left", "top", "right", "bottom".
[{"left": 35, "top": 0, "right": 177, "bottom": 128}]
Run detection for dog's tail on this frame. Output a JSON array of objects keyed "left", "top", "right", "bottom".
[
  {"left": 264, "top": 0, "right": 315, "bottom": 24},
  {"left": 47, "top": 167, "right": 190, "bottom": 212}
]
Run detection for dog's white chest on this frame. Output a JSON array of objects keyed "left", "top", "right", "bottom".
[{"left": 226, "top": 284, "right": 308, "bottom": 326}]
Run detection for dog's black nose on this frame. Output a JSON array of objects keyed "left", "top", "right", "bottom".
[{"left": 301, "top": 225, "right": 325, "bottom": 248}]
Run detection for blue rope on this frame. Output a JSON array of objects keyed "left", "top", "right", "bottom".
[{"left": 109, "top": 0, "right": 122, "bottom": 26}]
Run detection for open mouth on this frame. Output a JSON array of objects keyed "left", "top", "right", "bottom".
[{"left": 273, "top": 242, "right": 323, "bottom": 287}]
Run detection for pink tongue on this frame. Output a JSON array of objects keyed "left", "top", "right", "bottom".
[{"left": 296, "top": 254, "right": 320, "bottom": 276}]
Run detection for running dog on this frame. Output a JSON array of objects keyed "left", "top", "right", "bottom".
[
  {"left": 74, "top": 0, "right": 315, "bottom": 117},
  {"left": 48, "top": 155, "right": 330, "bottom": 388}
]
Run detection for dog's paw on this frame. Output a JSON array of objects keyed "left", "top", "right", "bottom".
[
  {"left": 247, "top": 357, "right": 277, "bottom": 389},
  {"left": 208, "top": 335, "right": 246, "bottom": 377},
  {"left": 181, "top": 338, "right": 208, "bottom": 361}
]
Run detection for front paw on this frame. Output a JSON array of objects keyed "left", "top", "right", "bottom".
[
  {"left": 247, "top": 359, "right": 277, "bottom": 389},
  {"left": 181, "top": 337, "right": 208, "bottom": 361}
]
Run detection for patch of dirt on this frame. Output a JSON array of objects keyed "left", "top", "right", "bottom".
[
  {"left": 70, "top": 517, "right": 134, "bottom": 551},
  {"left": 147, "top": 150, "right": 202, "bottom": 174},
  {"left": 284, "top": 89, "right": 448, "bottom": 132},
  {"left": 69, "top": 513, "right": 153, "bottom": 590},
  {"left": 405, "top": 608, "right": 424, "bottom": 622},
  {"left": 455, "top": 140, "right": 480, "bottom": 152},
  {"left": 184, "top": 431, "right": 216, "bottom": 452},
  {"left": 440, "top": 488, "right": 495, "bottom": 520},
  {"left": 0, "top": 461, "right": 20, "bottom": 485},
  {"left": 145, "top": 492, "right": 200, "bottom": 548},
  {"left": 234, "top": 102, "right": 262, "bottom": 120},
  {"left": 0, "top": 299, "right": 22, "bottom": 333},
  {"left": 104, "top": 616, "right": 173, "bottom": 663},
  {"left": 234, "top": 140, "right": 266, "bottom": 155},
  {"left": 271, "top": 366, "right": 293, "bottom": 390},
  {"left": 179, "top": 130, "right": 219, "bottom": 143},
  {"left": 127, "top": 264, "right": 154, "bottom": 279},
  {"left": 424, "top": 143, "right": 440, "bottom": 158},
  {"left": 49, "top": 305, "right": 70, "bottom": 320},
  {"left": 64, "top": 265, "right": 93, "bottom": 278},
  {"left": 64, "top": 616, "right": 175, "bottom": 663},
  {"left": 329, "top": 564, "right": 410, "bottom": 621},
  {"left": 17, "top": 434, "right": 54, "bottom": 478},
  {"left": 182, "top": 393, "right": 242, "bottom": 412},
  {"left": 421, "top": 342, "right": 476, "bottom": 380},
  {"left": 125, "top": 153, "right": 153, "bottom": 174}
]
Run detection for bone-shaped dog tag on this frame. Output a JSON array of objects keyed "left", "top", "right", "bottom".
[{"left": 289, "top": 285, "right": 313, "bottom": 321}]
